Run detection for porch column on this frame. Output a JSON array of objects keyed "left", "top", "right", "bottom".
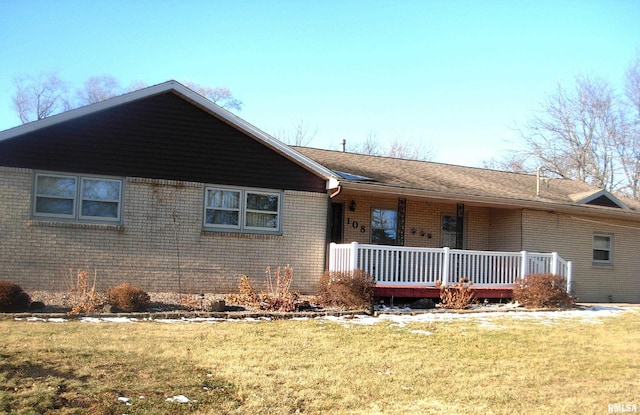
[
  {"left": 551, "top": 252, "right": 559, "bottom": 275},
  {"left": 350, "top": 242, "right": 359, "bottom": 271},
  {"left": 566, "top": 261, "right": 573, "bottom": 294},
  {"left": 441, "top": 247, "right": 450, "bottom": 286},
  {"left": 520, "top": 251, "right": 528, "bottom": 279}
]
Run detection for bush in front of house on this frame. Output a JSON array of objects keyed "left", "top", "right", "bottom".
[
  {"left": 512, "top": 273, "right": 572, "bottom": 308},
  {"left": 0, "top": 280, "right": 32, "bottom": 312},
  {"left": 104, "top": 283, "right": 150, "bottom": 312},
  {"left": 316, "top": 270, "right": 375, "bottom": 310},
  {"left": 436, "top": 278, "right": 477, "bottom": 309}
]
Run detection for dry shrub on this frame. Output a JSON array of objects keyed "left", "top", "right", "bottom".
[
  {"left": 67, "top": 269, "right": 103, "bottom": 315},
  {"left": 178, "top": 294, "right": 207, "bottom": 311},
  {"left": 316, "top": 270, "right": 375, "bottom": 310},
  {"left": 437, "top": 278, "right": 476, "bottom": 309},
  {"left": 0, "top": 280, "right": 31, "bottom": 312},
  {"left": 104, "top": 283, "right": 150, "bottom": 312},
  {"left": 512, "top": 273, "right": 572, "bottom": 308},
  {"left": 227, "top": 265, "right": 299, "bottom": 312}
]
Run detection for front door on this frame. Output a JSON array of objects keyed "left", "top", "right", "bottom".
[{"left": 330, "top": 203, "right": 343, "bottom": 243}]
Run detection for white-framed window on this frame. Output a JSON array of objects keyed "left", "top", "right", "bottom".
[
  {"left": 593, "top": 233, "right": 613, "bottom": 264},
  {"left": 204, "top": 186, "right": 281, "bottom": 233},
  {"left": 33, "top": 172, "right": 123, "bottom": 223},
  {"left": 371, "top": 208, "right": 397, "bottom": 245}
]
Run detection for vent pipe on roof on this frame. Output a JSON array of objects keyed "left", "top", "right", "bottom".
[
  {"left": 340, "top": 139, "right": 346, "bottom": 152},
  {"left": 536, "top": 167, "right": 541, "bottom": 197}
]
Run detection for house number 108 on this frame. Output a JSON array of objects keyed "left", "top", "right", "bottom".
[{"left": 347, "top": 218, "right": 366, "bottom": 233}]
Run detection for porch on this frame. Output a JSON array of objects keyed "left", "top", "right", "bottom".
[{"left": 328, "top": 242, "right": 573, "bottom": 299}]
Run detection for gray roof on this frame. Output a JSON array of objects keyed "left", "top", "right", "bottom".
[{"left": 295, "top": 147, "right": 640, "bottom": 217}]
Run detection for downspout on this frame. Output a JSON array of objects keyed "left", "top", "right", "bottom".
[{"left": 329, "top": 185, "right": 342, "bottom": 199}]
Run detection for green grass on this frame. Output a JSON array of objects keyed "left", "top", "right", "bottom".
[{"left": 1, "top": 310, "right": 639, "bottom": 414}]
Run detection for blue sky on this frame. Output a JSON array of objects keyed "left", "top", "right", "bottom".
[{"left": 1, "top": 1, "right": 639, "bottom": 166}]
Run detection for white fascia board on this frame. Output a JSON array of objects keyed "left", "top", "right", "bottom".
[
  {"left": 0, "top": 80, "right": 341, "bottom": 189},
  {"left": 575, "top": 189, "right": 628, "bottom": 209}
]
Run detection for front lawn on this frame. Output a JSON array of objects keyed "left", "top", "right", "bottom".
[{"left": 1, "top": 308, "right": 638, "bottom": 414}]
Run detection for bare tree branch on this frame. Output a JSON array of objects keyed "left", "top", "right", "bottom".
[
  {"left": 183, "top": 81, "right": 243, "bottom": 111},
  {"left": 77, "top": 75, "right": 121, "bottom": 105},
  {"left": 12, "top": 72, "right": 70, "bottom": 123}
]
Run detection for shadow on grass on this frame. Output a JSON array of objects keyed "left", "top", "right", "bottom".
[{"left": 0, "top": 351, "right": 243, "bottom": 414}]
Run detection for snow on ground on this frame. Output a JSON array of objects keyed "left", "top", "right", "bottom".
[{"left": 14, "top": 305, "right": 638, "bottom": 329}]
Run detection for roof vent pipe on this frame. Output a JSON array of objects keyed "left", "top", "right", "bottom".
[
  {"left": 536, "top": 167, "right": 541, "bottom": 197},
  {"left": 340, "top": 139, "right": 346, "bottom": 152}
]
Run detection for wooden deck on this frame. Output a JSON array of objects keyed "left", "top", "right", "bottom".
[
  {"left": 330, "top": 243, "right": 573, "bottom": 298},
  {"left": 374, "top": 285, "right": 513, "bottom": 299}
]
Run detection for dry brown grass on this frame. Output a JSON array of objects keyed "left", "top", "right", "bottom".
[{"left": 1, "top": 309, "right": 639, "bottom": 414}]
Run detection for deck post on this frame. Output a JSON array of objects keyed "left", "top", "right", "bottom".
[
  {"left": 350, "top": 241, "right": 359, "bottom": 271},
  {"left": 329, "top": 243, "right": 336, "bottom": 272},
  {"left": 442, "top": 247, "right": 450, "bottom": 286},
  {"left": 520, "top": 251, "right": 528, "bottom": 279},
  {"left": 566, "top": 261, "right": 573, "bottom": 294},
  {"left": 551, "top": 252, "right": 559, "bottom": 275}
]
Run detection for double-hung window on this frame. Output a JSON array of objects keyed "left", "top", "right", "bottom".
[
  {"left": 33, "top": 173, "right": 123, "bottom": 223},
  {"left": 204, "top": 186, "right": 281, "bottom": 233},
  {"left": 593, "top": 233, "right": 613, "bottom": 265}
]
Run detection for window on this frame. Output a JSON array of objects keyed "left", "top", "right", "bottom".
[
  {"left": 593, "top": 234, "right": 613, "bottom": 264},
  {"left": 204, "top": 186, "right": 281, "bottom": 233},
  {"left": 371, "top": 208, "right": 397, "bottom": 245},
  {"left": 34, "top": 173, "right": 123, "bottom": 223}
]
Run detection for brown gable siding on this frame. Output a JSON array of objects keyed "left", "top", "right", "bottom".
[{"left": 0, "top": 92, "right": 326, "bottom": 193}]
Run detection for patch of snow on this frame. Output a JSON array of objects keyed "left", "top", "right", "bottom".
[
  {"left": 117, "top": 397, "right": 131, "bottom": 405},
  {"left": 408, "top": 329, "right": 433, "bottom": 335},
  {"left": 166, "top": 394, "right": 194, "bottom": 403},
  {"left": 81, "top": 317, "right": 137, "bottom": 323}
]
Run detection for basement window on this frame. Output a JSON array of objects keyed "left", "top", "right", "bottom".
[
  {"left": 592, "top": 233, "right": 613, "bottom": 265},
  {"left": 33, "top": 172, "right": 123, "bottom": 223}
]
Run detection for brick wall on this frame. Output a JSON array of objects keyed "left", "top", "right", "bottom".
[
  {"left": 332, "top": 194, "right": 491, "bottom": 250},
  {"left": 0, "top": 167, "right": 328, "bottom": 294},
  {"left": 522, "top": 209, "right": 640, "bottom": 303}
]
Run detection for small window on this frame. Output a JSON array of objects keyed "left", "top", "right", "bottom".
[
  {"left": 593, "top": 234, "right": 613, "bottom": 264},
  {"left": 204, "top": 186, "right": 281, "bottom": 234},
  {"left": 371, "top": 208, "right": 397, "bottom": 245},
  {"left": 34, "top": 173, "right": 123, "bottom": 223}
]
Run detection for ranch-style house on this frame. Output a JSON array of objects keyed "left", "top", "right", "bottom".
[{"left": 0, "top": 81, "right": 639, "bottom": 303}]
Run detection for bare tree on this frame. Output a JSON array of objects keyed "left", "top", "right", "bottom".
[
  {"left": 12, "top": 72, "right": 70, "bottom": 123},
  {"left": 350, "top": 132, "right": 432, "bottom": 161},
  {"left": 10, "top": 72, "right": 243, "bottom": 124},
  {"left": 617, "top": 53, "right": 640, "bottom": 199},
  {"left": 183, "top": 81, "right": 242, "bottom": 111},
  {"left": 274, "top": 119, "right": 317, "bottom": 146},
  {"left": 77, "top": 75, "right": 122, "bottom": 105},
  {"left": 351, "top": 131, "right": 381, "bottom": 155},
  {"left": 501, "top": 55, "right": 640, "bottom": 200}
]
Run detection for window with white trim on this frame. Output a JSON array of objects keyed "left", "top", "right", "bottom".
[
  {"left": 204, "top": 186, "right": 281, "bottom": 233},
  {"left": 593, "top": 233, "right": 613, "bottom": 264},
  {"left": 33, "top": 173, "right": 123, "bottom": 223}
]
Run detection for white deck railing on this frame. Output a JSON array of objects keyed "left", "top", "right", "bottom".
[{"left": 329, "top": 242, "right": 572, "bottom": 291}]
